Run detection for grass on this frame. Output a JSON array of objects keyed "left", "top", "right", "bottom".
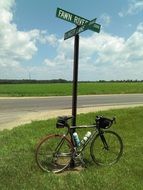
[
  {"left": 0, "top": 82, "right": 143, "bottom": 96},
  {"left": 0, "top": 106, "right": 143, "bottom": 189},
  {"left": 0, "top": 83, "right": 72, "bottom": 97}
]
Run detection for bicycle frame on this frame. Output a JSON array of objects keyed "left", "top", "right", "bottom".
[
  {"left": 70, "top": 125, "right": 111, "bottom": 155},
  {"left": 69, "top": 125, "right": 98, "bottom": 153},
  {"left": 98, "top": 130, "right": 109, "bottom": 150},
  {"left": 54, "top": 135, "right": 67, "bottom": 152},
  {"left": 77, "top": 129, "right": 97, "bottom": 152},
  {"left": 55, "top": 124, "right": 110, "bottom": 156},
  {"left": 52, "top": 125, "right": 97, "bottom": 156}
]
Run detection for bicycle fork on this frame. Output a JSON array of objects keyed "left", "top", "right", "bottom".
[{"left": 99, "top": 131, "right": 109, "bottom": 150}]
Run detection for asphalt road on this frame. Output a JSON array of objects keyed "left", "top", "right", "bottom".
[{"left": 0, "top": 94, "right": 143, "bottom": 130}]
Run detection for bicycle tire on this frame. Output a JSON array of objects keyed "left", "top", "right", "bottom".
[
  {"left": 35, "top": 134, "right": 73, "bottom": 173},
  {"left": 90, "top": 130, "right": 123, "bottom": 166}
]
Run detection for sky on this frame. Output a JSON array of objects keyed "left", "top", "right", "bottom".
[{"left": 0, "top": 0, "right": 143, "bottom": 81}]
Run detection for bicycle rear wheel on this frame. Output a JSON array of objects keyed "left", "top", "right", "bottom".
[
  {"left": 35, "top": 134, "right": 73, "bottom": 173},
  {"left": 90, "top": 130, "right": 123, "bottom": 166}
]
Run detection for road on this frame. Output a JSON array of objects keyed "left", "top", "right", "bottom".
[{"left": 0, "top": 94, "right": 143, "bottom": 130}]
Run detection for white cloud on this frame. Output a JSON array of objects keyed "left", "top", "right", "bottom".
[
  {"left": 127, "top": 0, "right": 143, "bottom": 15},
  {"left": 6, "top": 21, "right": 141, "bottom": 80},
  {"left": 42, "top": 39, "right": 74, "bottom": 80},
  {"left": 0, "top": 0, "right": 36, "bottom": 67},
  {"left": 37, "top": 31, "right": 58, "bottom": 46},
  {"left": 100, "top": 14, "right": 111, "bottom": 26},
  {"left": 119, "top": 0, "right": 143, "bottom": 17},
  {"left": 42, "top": 22, "right": 143, "bottom": 80},
  {"left": 0, "top": 0, "right": 143, "bottom": 80},
  {"left": 0, "top": 0, "right": 58, "bottom": 71},
  {"left": 0, "top": 0, "right": 14, "bottom": 23}
]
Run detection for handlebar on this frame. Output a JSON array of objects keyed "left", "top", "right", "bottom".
[{"left": 96, "top": 115, "right": 116, "bottom": 122}]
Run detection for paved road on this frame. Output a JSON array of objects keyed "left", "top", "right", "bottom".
[{"left": 0, "top": 94, "right": 143, "bottom": 130}]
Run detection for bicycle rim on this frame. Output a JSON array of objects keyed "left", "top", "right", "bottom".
[
  {"left": 35, "top": 134, "right": 73, "bottom": 173},
  {"left": 90, "top": 130, "right": 123, "bottom": 166}
]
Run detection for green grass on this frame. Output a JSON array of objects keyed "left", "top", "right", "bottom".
[
  {"left": 0, "top": 82, "right": 143, "bottom": 96},
  {"left": 0, "top": 107, "right": 143, "bottom": 190},
  {"left": 0, "top": 83, "right": 72, "bottom": 96}
]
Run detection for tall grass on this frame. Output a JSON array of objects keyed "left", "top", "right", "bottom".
[
  {"left": 0, "top": 82, "right": 143, "bottom": 96},
  {"left": 0, "top": 107, "right": 143, "bottom": 189}
]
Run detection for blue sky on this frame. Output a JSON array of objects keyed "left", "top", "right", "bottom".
[{"left": 0, "top": 0, "right": 143, "bottom": 80}]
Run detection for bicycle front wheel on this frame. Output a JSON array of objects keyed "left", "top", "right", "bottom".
[
  {"left": 35, "top": 134, "right": 73, "bottom": 173},
  {"left": 90, "top": 130, "right": 123, "bottom": 166}
]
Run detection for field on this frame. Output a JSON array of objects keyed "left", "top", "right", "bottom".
[
  {"left": 0, "top": 82, "right": 143, "bottom": 96},
  {"left": 0, "top": 106, "right": 143, "bottom": 190}
]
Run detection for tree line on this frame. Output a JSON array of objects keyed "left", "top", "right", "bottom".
[
  {"left": 0, "top": 79, "right": 68, "bottom": 84},
  {"left": 0, "top": 79, "right": 142, "bottom": 84}
]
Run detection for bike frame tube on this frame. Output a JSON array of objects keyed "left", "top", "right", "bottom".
[
  {"left": 54, "top": 136, "right": 66, "bottom": 152},
  {"left": 78, "top": 130, "right": 97, "bottom": 152},
  {"left": 54, "top": 135, "right": 73, "bottom": 153},
  {"left": 98, "top": 130, "right": 109, "bottom": 150}
]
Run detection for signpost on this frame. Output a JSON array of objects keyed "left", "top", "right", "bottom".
[
  {"left": 56, "top": 8, "right": 101, "bottom": 166},
  {"left": 56, "top": 7, "right": 101, "bottom": 125}
]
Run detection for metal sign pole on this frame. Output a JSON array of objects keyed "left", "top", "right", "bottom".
[
  {"left": 70, "top": 33, "right": 79, "bottom": 168},
  {"left": 56, "top": 7, "right": 101, "bottom": 169},
  {"left": 72, "top": 33, "right": 79, "bottom": 128}
]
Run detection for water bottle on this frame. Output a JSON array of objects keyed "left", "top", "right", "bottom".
[
  {"left": 81, "top": 131, "right": 91, "bottom": 145},
  {"left": 73, "top": 132, "right": 80, "bottom": 147}
]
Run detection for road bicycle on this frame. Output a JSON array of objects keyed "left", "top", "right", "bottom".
[{"left": 35, "top": 115, "right": 123, "bottom": 173}]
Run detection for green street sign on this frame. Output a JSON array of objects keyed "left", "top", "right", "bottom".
[
  {"left": 64, "top": 18, "right": 97, "bottom": 40},
  {"left": 56, "top": 7, "right": 89, "bottom": 26},
  {"left": 88, "top": 22, "right": 101, "bottom": 33},
  {"left": 64, "top": 28, "right": 77, "bottom": 40},
  {"left": 56, "top": 8, "right": 101, "bottom": 34}
]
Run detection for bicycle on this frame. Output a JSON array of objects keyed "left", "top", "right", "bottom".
[{"left": 35, "top": 115, "right": 123, "bottom": 173}]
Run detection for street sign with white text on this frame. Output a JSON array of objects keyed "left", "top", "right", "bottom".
[
  {"left": 56, "top": 8, "right": 101, "bottom": 34},
  {"left": 64, "top": 18, "right": 97, "bottom": 40},
  {"left": 56, "top": 7, "right": 89, "bottom": 26}
]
